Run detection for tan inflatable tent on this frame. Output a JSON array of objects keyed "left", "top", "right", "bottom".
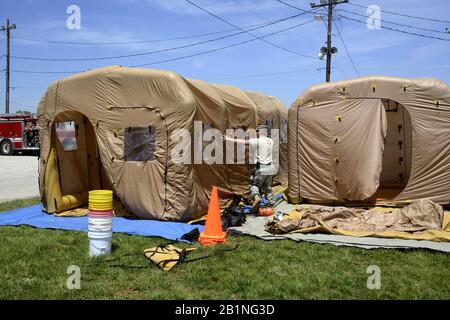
[
  {"left": 37, "top": 66, "right": 288, "bottom": 221},
  {"left": 288, "top": 76, "right": 450, "bottom": 205}
]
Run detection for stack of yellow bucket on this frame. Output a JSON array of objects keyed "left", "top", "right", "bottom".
[
  {"left": 88, "top": 190, "right": 113, "bottom": 257},
  {"left": 89, "top": 190, "right": 113, "bottom": 211}
]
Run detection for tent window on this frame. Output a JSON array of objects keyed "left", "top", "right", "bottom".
[
  {"left": 55, "top": 121, "right": 77, "bottom": 151},
  {"left": 124, "top": 127, "right": 156, "bottom": 161}
]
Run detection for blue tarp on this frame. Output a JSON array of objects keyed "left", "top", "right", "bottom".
[{"left": 0, "top": 204, "right": 204, "bottom": 243}]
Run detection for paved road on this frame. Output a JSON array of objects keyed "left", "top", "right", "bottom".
[{"left": 0, "top": 154, "right": 39, "bottom": 202}]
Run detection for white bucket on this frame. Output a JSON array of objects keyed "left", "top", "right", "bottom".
[
  {"left": 88, "top": 216, "right": 112, "bottom": 232},
  {"left": 88, "top": 216, "right": 113, "bottom": 257},
  {"left": 88, "top": 230, "right": 112, "bottom": 257}
]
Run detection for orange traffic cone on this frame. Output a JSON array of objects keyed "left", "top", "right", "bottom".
[{"left": 199, "top": 186, "right": 227, "bottom": 246}]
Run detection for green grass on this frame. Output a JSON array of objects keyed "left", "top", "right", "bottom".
[
  {"left": 0, "top": 198, "right": 449, "bottom": 299},
  {"left": 0, "top": 197, "right": 40, "bottom": 212}
]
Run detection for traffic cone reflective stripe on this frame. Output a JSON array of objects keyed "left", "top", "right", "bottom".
[{"left": 198, "top": 186, "right": 226, "bottom": 246}]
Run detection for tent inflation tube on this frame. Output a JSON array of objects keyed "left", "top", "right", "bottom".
[{"left": 44, "top": 148, "right": 87, "bottom": 213}]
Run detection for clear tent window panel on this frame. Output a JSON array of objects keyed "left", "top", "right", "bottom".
[
  {"left": 55, "top": 121, "right": 77, "bottom": 151},
  {"left": 123, "top": 126, "right": 156, "bottom": 161}
]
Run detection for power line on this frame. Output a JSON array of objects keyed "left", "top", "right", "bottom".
[
  {"left": 232, "top": 0, "right": 272, "bottom": 23},
  {"left": 274, "top": 0, "right": 315, "bottom": 14},
  {"left": 210, "top": 65, "right": 450, "bottom": 82},
  {"left": 209, "top": 67, "right": 329, "bottom": 81},
  {"left": 311, "top": 0, "right": 349, "bottom": 82},
  {"left": 183, "top": 0, "right": 317, "bottom": 59},
  {"left": 14, "top": 62, "right": 450, "bottom": 76},
  {"left": 11, "top": 86, "right": 47, "bottom": 89},
  {"left": 337, "top": 13, "right": 450, "bottom": 41},
  {"left": 12, "top": 19, "right": 317, "bottom": 73},
  {"left": 9, "top": 63, "right": 450, "bottom": 81},
  {"left": 276, "top": 0, "right": 450, "bottom": 41},
  {"left": 10, "top": 21, "right": 273, "bottom": 46},
  {"left": 132, "top": 19, "right": 316, "bottom": 67},
  {"left": 276, "top": 0, "right": 349, "bottom": 82},
  {"left": 338, "top": 8, "right": 448, "bottom": 34},
  {"left": 317, "top": 11, "right": 348, "bottom": 79},
  {"left": 11, "top": 69, "right": 82, "bottom": 74},
  {"left": 10, "top": 101, "right": 37, "bottom": 109},
  {"left": 348, "top": 2, "right": 450, "bottom": 24},
  {"left": 11, "top": 13, "right": 312, "bottom": 61},
  {"left": 332, "top": 52, "right": 349, "bottom": 79},
  {"left": 316, "top": 11, "right": 349, "bottom": 81},
  {"left": 333, "top": 19, "right": 360, "bottom": 77}
]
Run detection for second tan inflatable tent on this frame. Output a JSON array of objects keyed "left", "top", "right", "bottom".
[{"left": 289, "top": 76, "right": 450, "bottom": 205}]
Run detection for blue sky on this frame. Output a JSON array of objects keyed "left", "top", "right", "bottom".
[{"left": 0, "top": 0, "right": 449, "bottom": 112}]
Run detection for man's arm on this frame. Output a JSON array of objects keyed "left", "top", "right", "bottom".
[{"left": 224, "top": 135, "right": 250, "bottom": 145}]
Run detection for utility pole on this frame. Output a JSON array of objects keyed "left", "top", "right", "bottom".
[
  {"left": 311, "top": 0, "right": 348, "bottom": 82},
  {"left": 1, "top": 19, "right": 16, "bottom": 114}
]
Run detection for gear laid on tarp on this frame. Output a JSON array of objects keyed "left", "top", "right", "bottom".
[
  {"left": 221, "top": 197, "right": 246, "bottom": 231},
  {"left": 187, "top": 185, "right": 288, "bottom": 225},
  {"left": 257, "top": 194, "right": 284, "bottom": 217},
  {"left": 265, "top": 199, "right": 450, "bottom": 242}
]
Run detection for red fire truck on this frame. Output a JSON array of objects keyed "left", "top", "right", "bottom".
[{"left": 0, "top": 113, "right": 39, "bottom": 155}]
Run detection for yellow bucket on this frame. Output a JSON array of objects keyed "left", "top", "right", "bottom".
[
  {"left": 89, "top": 190, "right": 113, "bottom": 210},
  {"left": 89, "top": 204, "right": 113, "bottom": 209},
  {"left": 89, "top": 203, "right": 113, "bottom": 210},
  {"left": 89, "top": 190, "right": 113, "bottom": 200}
]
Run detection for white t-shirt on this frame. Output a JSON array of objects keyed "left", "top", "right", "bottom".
[{"left": 249, "top": 136, "right": 273, "bottom": 165}]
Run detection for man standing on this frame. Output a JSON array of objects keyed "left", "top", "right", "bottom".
[{"left": 224, "top": 125, "right": 275, "bottom": 205}]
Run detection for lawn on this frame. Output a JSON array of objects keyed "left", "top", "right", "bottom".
[{"left": 0, "top": 198, "right": 449, "bottom": 299}]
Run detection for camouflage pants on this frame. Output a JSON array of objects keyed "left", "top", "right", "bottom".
[{"left": 249, "top": 165, "right": 274, "bottom": 202}]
